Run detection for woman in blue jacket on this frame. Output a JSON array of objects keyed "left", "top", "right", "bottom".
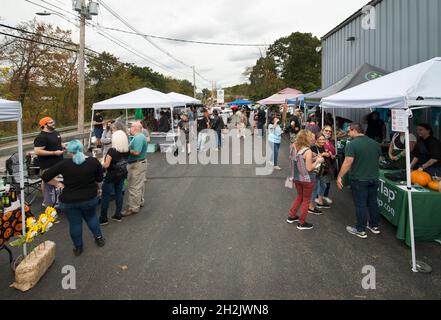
[{"left": 268, "top": 116, "right": 283, "bottom": 170}]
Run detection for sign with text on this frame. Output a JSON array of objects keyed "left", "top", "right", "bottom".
[
  {"left": 217, "top": 90, "right": 224, "bottom": 104},
  {"left": 391, "top": 109, "right": 409, "bottom": 133}
]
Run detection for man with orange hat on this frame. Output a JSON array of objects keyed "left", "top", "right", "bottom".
[{"left": 34, "top": 116, "right": 64, "bottom": 208}]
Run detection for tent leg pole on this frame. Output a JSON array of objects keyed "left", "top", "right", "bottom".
[
  {"left": 333, "top": 108, "right": 339, "bottom": 172},
  {"left": 322, "top": 107, "right": 325, "bottom": 128},
  {"left": 405, "top": 109, "right": 418, "bottom": 273},
  {"left": 87, "top": 111, "right": 94, "bottom": 150},
  {"left": 17, "top": 119, "right": 27, "bottom": 257}
]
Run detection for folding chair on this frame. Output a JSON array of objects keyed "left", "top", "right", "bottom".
[{"left": 5, "top": 152, "right": 41, "bottom": 205}]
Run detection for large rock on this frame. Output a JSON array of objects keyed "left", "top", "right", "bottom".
[{"left": 10, "top": 241, "right": 56, "bottom": 292}]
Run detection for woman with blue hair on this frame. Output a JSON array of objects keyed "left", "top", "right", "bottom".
[{"left": 42, "top": 140, "right": 105, "bottom": 256}]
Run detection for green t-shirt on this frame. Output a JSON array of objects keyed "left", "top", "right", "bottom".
[
  {"left": 128, "top": 133, "right": 147, "bottom": 162},
  {"left": 345, "top": 135, "right": 381, "bottom": 181}
]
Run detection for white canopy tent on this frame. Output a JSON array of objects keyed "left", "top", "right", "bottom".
[
  {"left": 90, "top": 88, "right": 188, "bottom": 147},
  {"left": 321, "top": 57, "right": 441, "bottom": 273},
  {"left": 166, "top": 92, "right": 201, "bottom": 105},
  {"left": 0, "top": 98, "right": 27, "bottom": 257}
]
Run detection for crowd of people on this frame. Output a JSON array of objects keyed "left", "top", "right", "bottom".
[
  {"left": 285, "top": 108, "right": 441, "bottom": 237},
  {"left": 31, "top": 104, "right": 441, "bottom": 255},
  {"left": 35, "top": 115, "right": 150, "bottom": 256}
]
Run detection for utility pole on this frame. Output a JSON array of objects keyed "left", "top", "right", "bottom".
[
  {"left": 78, "top": 0, "right": 86, "bottom": 136},
  {"left": 72, "top": 0, "right": 99, "bottom": 137},
  {"left": 193, "top": 66, "right": 196, "bottom": 99}
]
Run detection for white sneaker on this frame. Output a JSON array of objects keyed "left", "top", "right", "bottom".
[
  {"left": 274, "top": 166, "right": 282, "bottom": 171},
  {"left": 324, "top": 197, "right": 333, "bottom": 204}
]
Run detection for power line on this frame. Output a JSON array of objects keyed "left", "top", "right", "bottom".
[
  {"left": 0, "top": 31, "right": 78, "bottom": 53},
  {"left": 96, "top": 0, "right": 212, "bottom": 85},
  {"left": 23, "top": 0, "right": 210, "bottom": 86},
  {"left": 0, "top": 23, "right": 101, "bottom": 56},
  {"left": 96, "top": 25, "right": 268, "bottom": 47},
  {"left": 89, "top": 23, "right": 196, "bottom": 80}
]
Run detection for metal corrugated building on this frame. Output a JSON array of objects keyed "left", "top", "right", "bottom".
[{"left": 321, "top": 0, "right": 441, "bottom": 89}]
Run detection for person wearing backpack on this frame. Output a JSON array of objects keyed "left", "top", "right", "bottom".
[
  {"left": 100, "top": 130, "right": 130, "bottom": 224},
  {"left": 286, "top": 130, "right": 324, "bottom": 230}
]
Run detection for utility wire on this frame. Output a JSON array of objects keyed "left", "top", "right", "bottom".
[
  {"left": 97, "top": 0, "right": 212, "bottom": 85},
  {"left": 24, "top": 0, "right": 209, "bottom": 85},
  {"left": 96, "top": 25, "right": 268, "bottom": 47}
]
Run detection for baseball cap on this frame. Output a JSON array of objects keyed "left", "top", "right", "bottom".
[{"left": 39, "top": 117, "right": 54, "bottom": 127}]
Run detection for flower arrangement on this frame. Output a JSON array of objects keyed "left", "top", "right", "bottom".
[{"left": 10, "top": 207, "right": 58, "bottom": 247}]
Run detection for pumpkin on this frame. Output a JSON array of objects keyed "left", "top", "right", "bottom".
[
  {"left": 3, "top": 227, "right": 13, "bottom": 239},
  {"left": 14, "top": 222, "right": 22, "bottom": 232},
  {"left": 411, "top": 170, "right": 432, "bottom": 187},
  {"left": 428, "top": 180, "right": 440, "bottom": 192},
  {"left": 2, "top": 221, "right": 10, "bottom": 229},
  {"left": 2, "top": 211, "right": 12, "bottom": 221}
]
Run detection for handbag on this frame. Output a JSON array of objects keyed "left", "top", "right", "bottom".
[{"left": 285, "top": 177, "right": 294, "bottom": 189}]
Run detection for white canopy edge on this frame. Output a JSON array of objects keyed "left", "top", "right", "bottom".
[
  {"left": 0, "top": 98, "right": 22, "bottom": 121},
  {"left": 91, "top": 88, "right": 187, "bottom": 111}
]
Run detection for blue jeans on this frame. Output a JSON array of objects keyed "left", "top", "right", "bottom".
[
  {"left": 100, "top": 179, "right": 125, "bottom": 219},
  {"left": 312, "top": 177, "right": 327, "bottom": 201},
  {"left": 216, "top": 130, "right": 222, "bottom": 148},
  {"left": 60, "top": 197, "right": 102, "bottom": 249},
  {"left": 271, "top": 142, "right": 281, "bottom": 166},
  {"left": 350, "top": 180, "right": 380, "bottom": 232}
]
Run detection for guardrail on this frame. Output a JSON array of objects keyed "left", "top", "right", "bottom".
[
  {"left": 0, "top": 117, "right": 135, "bottom": 145},
  {"left": 0, "top": 124, "right": 87, "bottom": 144}
]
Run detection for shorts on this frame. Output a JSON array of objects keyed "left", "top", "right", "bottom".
[{"left": 94, "top": 127, "right": 104, "bottom": 139}]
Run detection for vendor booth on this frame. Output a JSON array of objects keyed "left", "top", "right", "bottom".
[
  {"left": 227, "top": 99, "right": 253, "bottom": 106},
  {"left": 258, "top": 88, "right": 303, "bottom": 105},
  {"left": 0, "top": 99, "right": 28, "bottom": 258},
  {"left": 321, "top": 57, "right": 441, "bottom": 273},
  {"left": 166, "top": 92, "right": 202, "bottom": 106},
  {"left": 90, "top": 88, "right": 188, "bottom": 152},
  {"left": 308, "top": 63, "right": 390, "bottom": 125}
]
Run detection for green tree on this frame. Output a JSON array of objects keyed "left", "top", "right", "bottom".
[
  {"left": 268, "top": 32, "right": 321, "bottom": 93},
  {"left": 247, "top": 56, "right": 284, "bottom": 101}
]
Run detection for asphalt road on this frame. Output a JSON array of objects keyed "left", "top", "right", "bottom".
[{"left": 1, "top": 136, "right": 441, "bottom": 299}]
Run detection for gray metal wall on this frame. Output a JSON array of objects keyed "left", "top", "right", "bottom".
[{"left": 322, "top": 0, "right": 441, "bottom": 89}]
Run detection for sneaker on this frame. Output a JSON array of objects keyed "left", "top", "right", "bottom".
[
  {"left": 287, "top": 216, "right": 300, "bottom": 224},
  {"left": 297, "top": 222, "right": 314, "bottom": 230},
  {"left": 346, "top": 226, "right": 368, "bottom": 239},
  {"left": 315, "top": 202, "right": 331, "bottom": 209},
  {"left": 73, "top": 247, "right": 83, "bottom": 256},
  {"left": 274, "top": 166, "right": 282, "bottom": 171},
  {"left": 121, "top": 209, "right": 138, "bottom": 217},
  {"left": 95, "top": 237, "right": 105, "bottom": 247},
  {"left": 324, "top": 197, "right": 333, "bottom": 204},
  {"left": 308, "top": 207, "right": 323, "bottom": 215},
  {"left": 99, "top": 217, "right": 109, "bottom": 226},
  {"left": 111, "top": 215, "right": 122, "bottom": 222},
  {"left": 367, "top": 225, "right": 381, "bottom": 235}
]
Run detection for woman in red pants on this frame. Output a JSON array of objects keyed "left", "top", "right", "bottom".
[{"left": 287, "top": 130, "right": 324, "bottom": 230}]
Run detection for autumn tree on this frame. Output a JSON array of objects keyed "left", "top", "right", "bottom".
[{"left": 0, "top": 20, "right": 78, "bottom": 132}]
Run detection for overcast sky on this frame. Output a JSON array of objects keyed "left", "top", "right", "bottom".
[{"left": 1, "top": 0, "right": 369, "bottom": 90}]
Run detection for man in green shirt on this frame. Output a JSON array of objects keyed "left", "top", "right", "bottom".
[
  {"left": 337, "top": 123, "right": 382, "bottom": 239},
  {"left": 122, "top": 121, "right": 148, "bottom": 217}
]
